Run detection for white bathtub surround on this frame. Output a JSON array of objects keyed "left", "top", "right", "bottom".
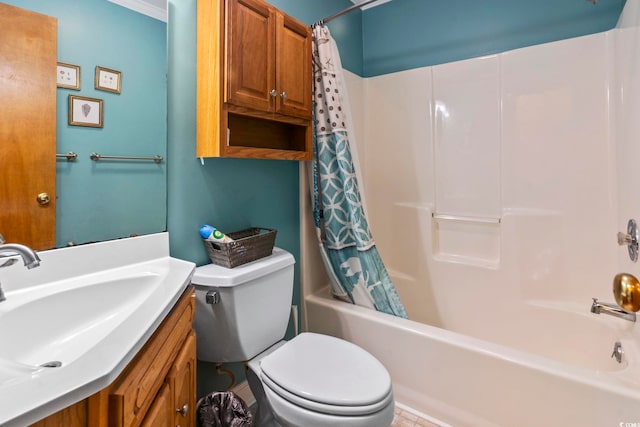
[
  {"left": 0, "top": 233, "right": 195, "bottom": 426},
  {"left": 300, "top": 0, "right": 640, "bottom": 425}
]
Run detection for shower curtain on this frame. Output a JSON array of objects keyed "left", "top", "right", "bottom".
[{"left": 311, "top": 25, "right": 408, "bottom": 319}]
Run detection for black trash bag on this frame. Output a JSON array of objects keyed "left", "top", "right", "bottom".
[{"left": 196, "top": 391, "right": 253, "bottom": 427}]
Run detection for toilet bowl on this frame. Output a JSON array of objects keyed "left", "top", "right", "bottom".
[
  {"left": 191, "top": 248, "right": 395, "bottom": 427},
  {"left": 247, "top": 333, "right": 394, "bottom": 427}
]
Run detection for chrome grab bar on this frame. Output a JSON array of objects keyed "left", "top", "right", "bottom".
[{"left": 90, "top": 152, "right": 163, "bottom": 163}]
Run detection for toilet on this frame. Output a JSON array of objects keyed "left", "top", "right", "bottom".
[{"left": 191, "top": 247, "right": 395, "bottom": 427}]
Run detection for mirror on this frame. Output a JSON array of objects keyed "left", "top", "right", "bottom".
[{"left": 2, "top": 0, "right": 167, "bottom": 248}]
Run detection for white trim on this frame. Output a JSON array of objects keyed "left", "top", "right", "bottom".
[{"left": 107, "top": 0, "right": 167, "bottom": 22}]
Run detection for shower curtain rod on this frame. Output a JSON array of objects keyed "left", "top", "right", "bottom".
[{"left": 314, "top": 0, "right": 383, "bottom": 26}]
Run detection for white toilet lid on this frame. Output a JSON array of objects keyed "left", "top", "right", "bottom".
[{"left": 259, "top": 333, "right": 392, "bottom": 415}]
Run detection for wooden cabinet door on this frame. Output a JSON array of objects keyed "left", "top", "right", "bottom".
[
  {"left": 140, "top": 384, "right": 172, "bottom": 427},
  {"left": 0, "top": 3, "right": 56, "bottom": 250},
  {"left": 226, "top": 0, "right": 275, "bottom": 112},
  {"left": 276, "top": 13, "right": 312, "bottom": 119},
  {"left": 168, "top": 332, "right": 197, "bottom": 427}
]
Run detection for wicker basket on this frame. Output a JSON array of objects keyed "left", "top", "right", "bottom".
[{"left": 202, "top": 227, "right": 277, "bottom": 268}]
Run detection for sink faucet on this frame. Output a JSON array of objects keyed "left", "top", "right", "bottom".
[
  {"left": 0, "top": 234, "right": 41, "bottom": 302},
  {"left": 591, "top": 298, "right": 636, "bottom": 322}
]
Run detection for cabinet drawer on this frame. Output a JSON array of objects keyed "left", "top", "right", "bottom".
[{"left": 109, "top": 287, "right": 195, "bottom": 427}]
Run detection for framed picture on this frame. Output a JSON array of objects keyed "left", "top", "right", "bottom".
[
  {"left": 56, "top": 62, "right": 80, "bottom": 90},
  {"left": 68, "top": 95, "right": 103, "bottom": 128},
  {"left": 95, "top": 66, "right": 121, "bottom": 94}
]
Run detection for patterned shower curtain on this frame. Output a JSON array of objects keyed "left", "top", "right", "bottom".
[{"left": 311, "top": 25, "right": 408, "bottom": 319}]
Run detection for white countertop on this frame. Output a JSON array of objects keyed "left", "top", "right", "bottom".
[{"left": 0, "top": 233, "right": 195, "bottom": 426}]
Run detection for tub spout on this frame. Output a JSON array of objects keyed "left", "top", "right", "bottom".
[{"left": 591, "top": 298, "right": 636, "bottom": 322}]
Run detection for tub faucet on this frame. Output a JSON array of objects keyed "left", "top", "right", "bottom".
[
  {"left": 0, "top": 234, "right": 41, "bottom": 302},
  {"left": 591, "top": 298, "right": 636, "bottom": 322}
]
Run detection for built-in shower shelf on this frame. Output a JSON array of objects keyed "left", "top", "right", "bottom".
[{"left": 432, "top": 212, "right": 501, "bottom": 269}]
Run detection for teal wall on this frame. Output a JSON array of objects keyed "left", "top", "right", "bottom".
[
  {"left": 4, "top": 0, "right": 167, "bottom": 247},
  {"left": 167, "top": 0, "right": 359, "bottom": 396},
  {"left": 362, "top": 0, "right": 626, "bottom": 76}
]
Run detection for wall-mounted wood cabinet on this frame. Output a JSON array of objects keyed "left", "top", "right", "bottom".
[{"left": 197, "top": 0, "right": 312, "bottom": 160}]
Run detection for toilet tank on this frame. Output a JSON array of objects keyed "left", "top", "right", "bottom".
[{"left": 191, "top": 247, "right": 295, "bottom": 363}]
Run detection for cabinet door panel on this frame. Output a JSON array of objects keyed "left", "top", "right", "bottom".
[
  {"left": 226, "top": 0, "right": 275, "bottom": 111},
  {"left": 140, "top": 384, "right": 171, "bottom": 427},
  {"left": 276, "top": 13, "right": 312, "bottom": 119},
  {"left": 169, "top": 332, "right": 197, "bottom": 427}
]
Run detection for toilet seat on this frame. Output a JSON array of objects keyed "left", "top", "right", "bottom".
[{"left": 259, "top": 333, "right": 393, "bottom": 416}]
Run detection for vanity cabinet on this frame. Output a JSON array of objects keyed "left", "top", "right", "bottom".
[
  {"left": 197, "top": 0, "right": 313, "bottom": 160},
  {"left": 28, "top": 287, "right": 196, "bottom": 427}
]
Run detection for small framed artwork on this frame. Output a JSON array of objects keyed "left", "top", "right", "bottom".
[
  {"left": 68, "top": 95, "right": 103, "bottom": 128},
  {"left": 56, "top": 62, "right": 80, "bottom": 90},
  {"left": 95, "top": 66, "right": 122, "bottom": 94}
]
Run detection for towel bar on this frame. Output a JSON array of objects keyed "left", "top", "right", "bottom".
[{"left": 89, "top": 152, "right": 163, "bottom": 163}]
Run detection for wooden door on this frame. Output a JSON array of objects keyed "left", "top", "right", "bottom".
[
  {"left": 0, "top": 3, "right": 57, "bottom": 250},
  {"left": 276, "top": 13, "right": 312, "bottom": 119},
  {"left": 168, "top": 332, "right": 196, "bottom": 427},
  {"left": 226, "top": 0, "right": 275, "bottom": 112}
]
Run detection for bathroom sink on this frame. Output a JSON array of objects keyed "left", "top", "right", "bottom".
[
  {"left": 0, "top": 359, "right": 41, "bottom": 387},
  {"left": 0, "top": 271, "right": 161, "bottom": 367},
  {"left": 0, "top": 233, "right": 195, "bottom": 427}
]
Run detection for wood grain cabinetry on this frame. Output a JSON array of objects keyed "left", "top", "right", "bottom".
[
  {"left": 197, "top": 0, "right": 312, "bottom": 160},
  {"left": 28, "top": 400, "right": 87, "bottom": 427},
  {"left": 29, "top": 287, "right": 196, "bottom": 427}
]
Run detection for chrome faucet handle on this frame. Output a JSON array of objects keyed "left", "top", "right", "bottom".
[
  {"left": 0, "top": 234, "right": 5, "bottom": 245},
  {"left": 618, "top": 219, "right": 639, "bottom": 262},
  {"left": 618, "top": 232, "right": 633, "bottom": 245}
]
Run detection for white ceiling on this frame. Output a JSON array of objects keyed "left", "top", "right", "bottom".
[
  {"left": 106, "top": 0, "right": 391, "bottom": 23},
  {"left": 107, "top": 0, "right": 167, "bottom": 22},
  {"left": 350, "top": 0, "right": 392, "bottom": 10}
]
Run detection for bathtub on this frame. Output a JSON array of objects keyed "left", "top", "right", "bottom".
[{"left": 304, "top": 288, "right": 640, "bottom": 427}]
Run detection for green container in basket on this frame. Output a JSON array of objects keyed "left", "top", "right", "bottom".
[{"left": 202, "top": 227, "right": 277, "bottom": 268}]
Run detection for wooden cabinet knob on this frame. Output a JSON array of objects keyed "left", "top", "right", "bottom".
[{"left": 176, "top": 403, "right": 188, "bottom": 416}]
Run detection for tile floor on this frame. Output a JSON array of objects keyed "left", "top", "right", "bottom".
[{"left": 392, "top": 407, "right": 441, "bottom": 427}]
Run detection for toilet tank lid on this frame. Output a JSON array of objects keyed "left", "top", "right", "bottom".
[{"left": 191, "top": 247, "right": 295, "bottom": 287}]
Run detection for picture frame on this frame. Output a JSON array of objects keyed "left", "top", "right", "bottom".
[
  {"left": 68, "top": 95, "right": 103, "bottom": 128},
  {"left": 95, "top": 66, "right": 122, "bottom": 94},
  {"left": 56, "top": 62, "right": 80, "bottom": 90}
]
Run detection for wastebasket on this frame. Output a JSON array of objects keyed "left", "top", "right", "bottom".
[{"left": 196, "top": 391, "right": 253, "bottom": 427}]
